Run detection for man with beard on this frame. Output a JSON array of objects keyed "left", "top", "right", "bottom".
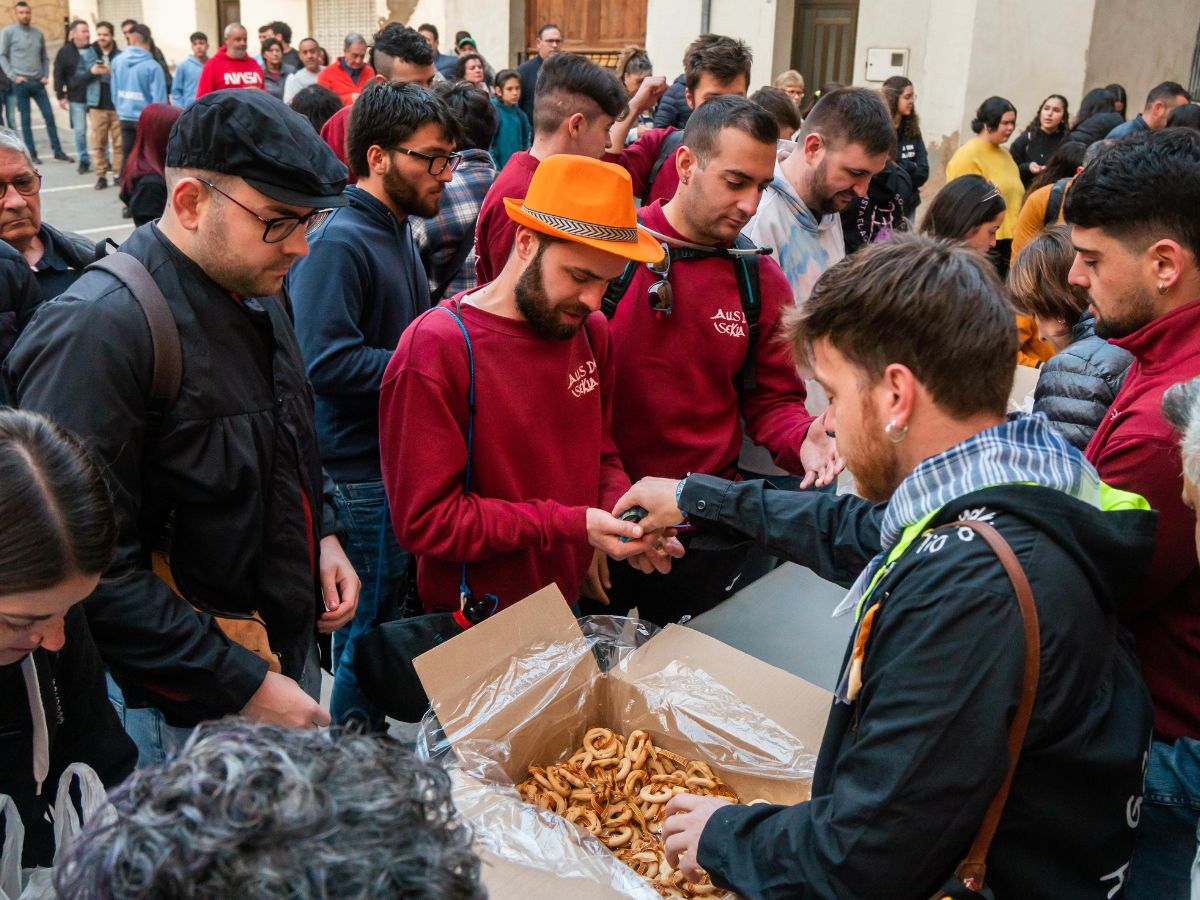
[
  {"left": 5, "top": 90, "right": 359, "bottom": 762},
  {"left": 590, "top": 96, "right": 841, "bottom": 626},
  {"left": 195, "top": 23, "right": 265, "bottom": 97},
  {"left": 614, "top": 235, "right": 1156, "bottom": 899},
  {"left": 1063, "top": 128, "right": 1200, "bottom": 898},
  {"left": 379, "top": 154, "right": 676, "bottom": 618},
  {"left": 287, "top": 82, "right": 458, "bottom": 728}
]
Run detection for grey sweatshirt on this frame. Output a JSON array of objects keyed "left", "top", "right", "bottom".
[{"left": 0, "top": 23, "right": 48, "bottom": 80}]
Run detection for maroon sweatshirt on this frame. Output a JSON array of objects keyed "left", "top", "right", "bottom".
[
  {"left": 1086, "top": 296, "right": 1200, "bottom": 742},
  {"left": 609, "top": 202, "right": 814, "bottom": 482},
  {"left": 604, "top": 126, "right": 682, "bottom": 205},
  {"left": 379, "top": 300, "right": 630, "bottom": 613},
  {"left": 474, "top": 151, "right": 539, "bottom": 285}
]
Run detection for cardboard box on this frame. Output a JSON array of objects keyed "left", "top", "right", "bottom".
[{"left": 416, "top": 585, "right": 833, "bottom": 898}]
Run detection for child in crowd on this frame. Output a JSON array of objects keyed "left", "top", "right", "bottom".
[
  {"left": 1009, "top": 226, "right": 1133, "bottom": 449},
  {"left": 490, "top": 68, "right": 530, "bottom": 170}
]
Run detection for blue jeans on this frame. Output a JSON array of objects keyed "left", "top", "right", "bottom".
[
  {"left": 1124, "top": 737, "right": 1200, "bottom": 900},
  {"left": 68, "top": 100, "right": 89, "bottom": 165},
  {"left": 330, "top": 479, "right": 410, "bottom": 727},
  {"left": 106, "top": 642, "right": 322, "bottom": 768},
  {"left": 13, "top": 80, "right": 63, "bottom": 156},
  {"left": 0, "top": 90, "right": 15, "bottom": 130}
]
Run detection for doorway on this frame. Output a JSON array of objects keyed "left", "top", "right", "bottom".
[
  {"left": 523, "top": 0, "right": 647, "bottom": 68},
  {"left": 217, "top": 0, "right": 240, "bottom": 38},
  {"left": 791, "top": 0, "right": 859, "bottom": 96}
]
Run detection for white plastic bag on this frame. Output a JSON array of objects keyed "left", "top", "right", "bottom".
[{"left": 0, "top": 763, "right": 112, "bottom": 900}]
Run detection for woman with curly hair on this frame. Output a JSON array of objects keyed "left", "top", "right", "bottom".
[
  {"left": 1010, "top": 93, "right": 1069, "bottom": 187},
  {"left": 881, "top": 75, "right": 927, "bottom": 218}
]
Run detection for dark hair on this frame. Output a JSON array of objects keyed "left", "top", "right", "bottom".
[
  {"left": 538, "top": 23, "right": 561, "bottom": 39},
  {"left": 54, "top": 722, "right": 485, "bottom": 899},
  {"left": 14, "top": 1, "right": 29, "bottom": 8},
  {"left": 127, "top": 24, "right": 152, "bottom": 45},
  {"left": 1021, "top": 93, "right": 1069, "bottom": 136},
  {"left": 784, "top": 234, "right": 1017, "bottom": 419},
  {"left": 1082, "top": 137, "right": 1118, "bottom": 167},
  {"left": 533, "top": 53, "right": 627, "bottom": 134},
  {"left": 801, "top": 87, "right": 896, "bottom": 158},
  {"left": 288, "top": 84, "right": 342, "bottom": 134},
  {"left": 68, "top": 19, "right": 88, "bottom": 32},
  {"left": 120, "top": 18, "right": 136, "bottom": 28},
  {"left": 682, "top": 34, "right": 752, "bottom": 94},
  {"left": 1168, "top": 103, "right": 1200, "bottom": 130},
  {"left": 1009, "top": 225, "right": 1090, "bottom": 326},
  {"left": 371, "top": 22, "right": 434, "bottom": 74},
  {"left": 1065, "top": 128, "right": 1200, "bottom": 263},
  {"left": 1106, "top": 83, "right": 1127, "bottom": 113},
  {"left": 347, "top": 82, "right": 461, "bottom": 178},
  {"left": 434, "top": 80, "right": 497, "bottom": 151},
  {"left": 189, "top": 31, "right": 207, "bottom": 43},
  {"left": 881, "top": 75, "right": 921, "bottom": 141},
  {"left": 120, "top": 102, "right": 181, "bottom": 196},
  {"left": 920, "top": 174, "right": 1006, "bottom": 241},
  {"left": 0, "top": 409, "right": 117, "bottom": 593},
  {"left": 494, "top": 68, "right": 519, "bottom": 89},
  {"left": 615, "top": 46, "right": 652, "bottom": 83},
  {"left": 319, "top": 47, "right": 330, "bottom": 66},
  {"left": 1071, "top": 88, "right": 1116, "bottom": 130},
  {"left": 95, "top": 20, "right": 114, "bottom": 33},
  {"left": 1146, "top": 80, "right": 1191, "bottom": 109},
  {"left": 971, "top": 96, "right": 1016, "bottom": 134},
  {"left": 1027, "top": 140, "right": 1086, "bottom": 194},
  {"left": 683, "top": 94, "right": 778, "bottom": 167},
  {"left": 261, "top": 37, "right": 282, "bottom": 56},
  {"left": 750, "top": 86, "right": 801, "bottom": 136},
  {"left": 453, "top": 52, "right": 486, "bottom": 83},
  {"left": 418, "top": 23, "right": 438, "bottom": 41},
  {"left": 269, "top": 20, "right": 292, "bottom": 44}
]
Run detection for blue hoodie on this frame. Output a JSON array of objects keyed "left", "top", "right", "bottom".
[
  {"left": 170, "top": 54, "right": 205, "bottom": 108},
  {"left": 111, "top": 46, "right": 166, "bottom": 122}
]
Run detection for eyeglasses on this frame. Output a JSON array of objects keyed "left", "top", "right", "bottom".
[
  {"left": 0, "top": 171, "right": 41, "bottom": 197},
  {"left": 390, "top": 146, "right": 462, "bottom": 176},
  {"left": 197, "top": 178, "right": 332, "bottom": 243},
  {"left": 646, "top": 244, "right": 672, "bottom": 318}
]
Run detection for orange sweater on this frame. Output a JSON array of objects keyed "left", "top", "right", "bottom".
[{"left": 317, "top": 58, "right": 376, "bottom": 106}]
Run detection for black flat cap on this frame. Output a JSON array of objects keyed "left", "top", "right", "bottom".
[{"left": 166, "top": 89, "right": 349, "bottom": 208}]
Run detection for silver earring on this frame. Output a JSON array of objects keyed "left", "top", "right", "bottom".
[
  {"left": 1158, "top": 282, "right": 1167, "bottom": 295},
  {"left": 884, "top": 420, "right": 909, "bottom": 443}
]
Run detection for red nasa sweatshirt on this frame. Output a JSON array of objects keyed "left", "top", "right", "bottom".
[
  {"left": 195, "top": 47, "right": 264, "bottom": 97},
  {"left": 379, "top": 300, "right": 630, "bottom": 612}
]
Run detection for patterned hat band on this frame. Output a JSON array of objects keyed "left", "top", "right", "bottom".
[{"left": 520, "top": 206, "right": 638, "bottom": 243}]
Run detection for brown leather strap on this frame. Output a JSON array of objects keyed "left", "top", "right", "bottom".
[
  {"left": 940, "top": 519, "right": 1041, "bottom": 891},
  {"left": 88, "top": 253, "right": 182, "bottom": 412}
]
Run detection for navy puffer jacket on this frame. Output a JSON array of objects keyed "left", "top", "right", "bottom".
[{"left": 1033, "top": 311, "right": 1133, "bottom": 450}]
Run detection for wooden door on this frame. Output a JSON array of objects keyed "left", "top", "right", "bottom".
[
  {"left": 524, "top": 0, "right": 646, "bottom": 66},
  {"left": 791, "top": 1, "right": 859, "bottom": 95},
  {"left": 217, "top": 0, "right": 240, "bottom": 38}
]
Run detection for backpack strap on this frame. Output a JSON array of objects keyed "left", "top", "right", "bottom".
[
  {"left": 731, "top": 232, "right": 761, "bottom": 392},
  {"left": 1043, "top": 177, "right": 1071, "bottom": 226},
  {"left": 646, "top": 129, "right": 685, "bottom": 199},
  {"left": 86, "top": 253, "right": 181, "bottom": 420},
  {"left": 600, "top": 259, "right": 639, "bottom": 319}
]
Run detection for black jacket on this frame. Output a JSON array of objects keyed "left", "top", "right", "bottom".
[
  {"left": 840, "top": 161, "right": 912, "bottom": 252},
  {"left": 1009, "top": 127, "right": 1066, "bottom": 187},
  {"left": 1068, "top": 112, "right": 1124, "bottom": 146},
  {"left": 53, "top": 41, "right": 87, "bottom": 103},
  {"left": 895, "top": 128, "right": 928, "bottom": 211},
  {"left": 653, "top": 74, "right": 690, "bottom": 130},
  {"left": 5, "top": 224, "right": 338, "bottom": 724},
  {"left": 516, "top": 55, "right": 542, "bottom": 125},
  {"left": 681, "top": 477, "right": 1155, "bottom": 900},
  {"left": 34, "top": 220, "right": 97, "bottom": 301},
  {"left": 0, "top": 238, "right": 39, "bottom": 405},
  {"left": 0, "top": 606, "right": 136, "bottom": 866},
  {"left": 287, "top": 185, "right": 431, "bottom": 483},
  {"left": 1033, "top": 312, "right": 1134, "bottom": 450}
]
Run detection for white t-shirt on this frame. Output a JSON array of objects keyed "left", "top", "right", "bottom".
[{"left": 282, "top": 66, "right": 321, "bottom": 104}]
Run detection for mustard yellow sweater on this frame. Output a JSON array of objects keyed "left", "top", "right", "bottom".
[{"left": 945, "top": 137, "right": 1025, "bottom": 240}]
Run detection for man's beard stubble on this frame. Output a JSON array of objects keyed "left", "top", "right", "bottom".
[
  {"left": 514, "top": 242, "right": 590, "bottom": 340},
  {"left": 383, "top": 164, "right": 439, "bottom": 219},
  {"left": 849, "top": 399, "right": 905, "bottom": 504},
  {"left": 1091, "top": 281, "right": 1159, "bottom": 340}
]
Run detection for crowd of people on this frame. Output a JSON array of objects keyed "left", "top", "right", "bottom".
[{"left": 1, "top": 4, "right": 1200, "bottom": 897}]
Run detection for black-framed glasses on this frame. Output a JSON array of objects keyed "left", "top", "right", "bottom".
[
  {"left": 0, "top": 171, "right": 41, "bottom": 197},
  {"left": 197, "top": 178, "right": 332, "bottom": 243},
  {"left": 390, "top": 146, "right": 462, "bottom": 176},
  {"left": 646, "top": 244, "right": 672, "bottom": 318}
]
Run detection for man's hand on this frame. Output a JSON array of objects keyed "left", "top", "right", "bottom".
[
  {"left": 662, "top": 794, "right": 733, "bottom": 883},
  {"left": 799, "top": 411, "right": 843, "bottom": 489},
  {"left": 317, "top": 535, "right": 359, "bottom": 634},
  {"left": 39, "top": 76, "right": 47, "bottom": 85},
  {"left": 586, "top": 507, "right": 668, "bottom": 560},
  {"left": 612, "top": 477, "right": 683, "bottom": 533},
  {"left": 240, "top": 670, "right": 330, "bottom": 728},
  {"left": 13, "top": 75, "right": 26, "bottom": 84},
  {"left": 630, "top": 74, "right": 667, "bottom": 115},
  {"left": 581, "top": 549, "right": 612, "bottom": 605},
  {"left": 625, "top": 533, "right": 685, "bottom": 575},
  {"left": 58, "top": 98, "right": 68, "bottom": 110},
  {"left": 89, "top": 64, "right": 105, "bottom": 75}
]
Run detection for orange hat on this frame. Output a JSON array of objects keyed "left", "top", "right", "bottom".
[{"left": 504, "top": 155, "right": 665, "bottom": 265}]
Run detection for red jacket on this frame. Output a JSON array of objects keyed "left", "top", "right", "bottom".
[
  {"left": 474, "top": 151, "right": 539, "bottom": 285},
  {"left": 317, "top": 58, "right": 376, "bottom": 106},
  {"left": 604, "top": 126, "right": 682, "bottom": 205},
  {"left": 1086, "top": 296, "right": 1200, "bottom": 742},
  {"left": 319, "top": 105, "right": 356, "bottom": 184},
  {"left": 379, "top": 301, "right": 630, "bottom": 612},
  {"left": 195, "top": 48, "right": 264, "bottom": 97},
  {"left": 609, "top": 201, "right": 814, "bottom": 483}
]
